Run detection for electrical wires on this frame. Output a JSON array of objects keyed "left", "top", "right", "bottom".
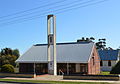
[{"left": 0, "top": 0, "right": 110, "bottom": 26}]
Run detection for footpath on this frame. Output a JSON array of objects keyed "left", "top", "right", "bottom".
[{"left": 0, "top": 75, "right": 120, "bottom": 84}]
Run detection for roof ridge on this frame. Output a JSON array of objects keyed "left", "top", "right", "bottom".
[{"left": 34, "top": 42, "right": 94, "bottom": 46}]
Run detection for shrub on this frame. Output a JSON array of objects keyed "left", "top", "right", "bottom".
[
  {"left": 1, "top": 64, "right": 14, "bottom": 73},
  {"left": 110, "top": 61, "right": 120, "bottom": 74}
]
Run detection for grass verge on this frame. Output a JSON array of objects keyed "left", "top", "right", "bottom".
[
  {"left": 100, "top": 71, "right": 110, "bottom": 75},
  {"left": 0, "top": 79, "right": 110, "bottom": 84}
]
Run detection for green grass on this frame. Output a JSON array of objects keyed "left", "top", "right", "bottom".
[
  {"left": 100, "top": 71, "right": 110, "bottom": 75},
  {"left": 0, "top": 79, "right": 110, "bottom": 84},
  {"left": 99, "top": 71, "right": 119, "bottom": 76}
]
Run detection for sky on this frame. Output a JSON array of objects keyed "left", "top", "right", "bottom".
[{"left": 0, "top": 0, "right": 120, "bottom": 54}]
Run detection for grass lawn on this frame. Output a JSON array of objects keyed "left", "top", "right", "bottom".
[
  {"left": 0, "top": 79, "right": 110, "bottom": 84},
  {"left": 100, "top": 71, "right": 110, "bottom": 75}
]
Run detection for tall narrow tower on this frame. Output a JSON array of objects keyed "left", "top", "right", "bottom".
[{"left": 47, "top": 15, "right": 57, "bottom": 75}]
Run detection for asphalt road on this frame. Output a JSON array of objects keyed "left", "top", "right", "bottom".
[{"left": 0, "top": 82, "right": 48, "bottom": 84}]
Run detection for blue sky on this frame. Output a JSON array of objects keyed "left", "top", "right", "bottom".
[{"left": 0, "top": 0, "right": 120, "bottom": 54}]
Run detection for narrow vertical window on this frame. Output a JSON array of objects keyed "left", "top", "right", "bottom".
[
  {"left": 92, "top": 57, "right": 95, "bottom": 65},
  {"left": 48, "top": 34, "right": 53, "bottom": 45},
  {"left": 100, "top": 60, "right": 103, "bottom": 66},
  {"left": 108, "top": 60, "right": 111, "bottom": 66}
]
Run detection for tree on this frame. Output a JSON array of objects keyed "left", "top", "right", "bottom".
[
  {"left": 0, "top": 54, "right": 17, "bottom": 67},
  {"left": 90, "top": 37, "right": 95, "bottom": 41},
  {"left": 1, "top": 48, "right": 13, "bottom": 55},
  {"left": 96, "top": 38, "right": 106, "bottom": 49},
  {"left": 0, "top": 48, "right": 20, "bottom": 68},
  {"left": 77, "top": 37, "right": 95, "bottom": 42},
  {"left": 12, "top": 49, "right": 20, "bottom": 59},
  {"left": 77, "top": 37, "right": 113, "bottom": 50}
]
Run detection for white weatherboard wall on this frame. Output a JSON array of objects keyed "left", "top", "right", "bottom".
[{"left": 101, "top": 60, "right": 118, "bottom": 71}]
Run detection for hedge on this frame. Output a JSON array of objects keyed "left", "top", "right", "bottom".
[
  {"left": 1, "top": 64, "right": 14, "bottom": 73},
  {"left": 110, "top": 61, "right": 120, "bottom": 74}
]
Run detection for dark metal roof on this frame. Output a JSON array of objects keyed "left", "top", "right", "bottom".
[{"left": 98, "top": 50, "right": 119, "bottom": 60}]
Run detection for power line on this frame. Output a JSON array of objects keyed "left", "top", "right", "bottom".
[
  {"left": 0, "top": 0, "right": 110, "bottom": 27},
  {"left": 0, "top": 0, "right": 109, "bottom": 26},
  {"left": 55, "top": 0, "right": 109, "bottom": 14},
  {"left": 0, "top": 0, "right": 85, "bottom": 22},
  {"left": 0, "top": 0, "right": 67, "bottom": 19},
  {"left": 0, "top": 0, "right": 98, "bottom": 23}
]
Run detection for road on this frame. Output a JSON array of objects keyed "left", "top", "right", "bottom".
[{"left": 0, "top": 82, "right": 48, "bottom": 84}]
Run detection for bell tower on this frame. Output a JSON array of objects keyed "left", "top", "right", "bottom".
[{"left": 47, "top": 15, "right": 57, "bottom": 75}]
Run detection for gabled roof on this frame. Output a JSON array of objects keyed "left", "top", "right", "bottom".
[
  {"left": 98, "top": 50, "right": 120, "bottom": 60},
  {"left": 16, "top": 42, "right": 95, "bottom": 63}
]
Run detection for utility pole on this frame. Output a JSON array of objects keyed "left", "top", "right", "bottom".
[{"left": 47, "top": 15, "right": 57, "bottom": 75}]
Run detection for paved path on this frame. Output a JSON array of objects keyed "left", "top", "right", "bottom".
[{"left": 0, "top": 75, "right": 120, "bottom": 84}]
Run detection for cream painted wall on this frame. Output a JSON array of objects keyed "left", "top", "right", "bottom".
[
  {"left": 76, "top": 63, "right": 80, "bottom": 72},
  {"left": 101, "top": 60, "right": 118, "bottom": 71}
]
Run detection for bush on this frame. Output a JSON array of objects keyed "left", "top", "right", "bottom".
[
  {"left": 1, "top": 64, "right": 14, "bottom": 73},
  {"left": 110, "top": 61, "right": 120, "bottom": 74}
]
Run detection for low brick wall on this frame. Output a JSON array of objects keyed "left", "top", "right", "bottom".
[
  {"left": 63, "top": 75, "right": 120, "bottom": 81},
  {"left": 0, "top": 73, "right": 34, "bottom": 78}
]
